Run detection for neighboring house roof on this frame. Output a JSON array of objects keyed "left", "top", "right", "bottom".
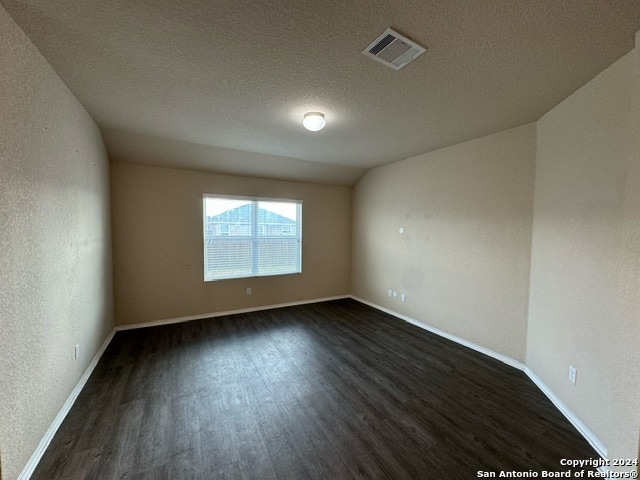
[{"left": 206, "top": 204, "right": 295, "bottom": 225}]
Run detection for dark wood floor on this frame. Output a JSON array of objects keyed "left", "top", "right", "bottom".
[{"left": 33, "top": 299, "right": 598, "bottom": 479}]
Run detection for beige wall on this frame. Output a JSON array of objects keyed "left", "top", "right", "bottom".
[
  {"left": 527, "top": 38, "right": 640, "bottom": 464},
  {"left": 110, "top": 162, "right": 351, "bottom": 325},
  {"left": 351, "top": 123, "right": 536, "bottom": 362},
  {"left": 352, "top": 35, "right": 640, "bottom": 465},
  {"left": 0, "top": 6, "right": 114, "bottom": 480},
  {"left": 1, "top": 0, "right": 636, "bottom": 473}
]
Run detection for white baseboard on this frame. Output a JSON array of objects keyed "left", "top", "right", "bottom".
[
  {"left": 18, "top": 328, "right": 116, "bottom": 480},
  {"left": 349, "top": 295, "right": 526, "bottom": 371},
  {"left": 524, "top": 367, "right": 608, "bottom": 459},
  {"left": 349, "top": 295, "right": 609, "bottom": 462},
  {"left": 20, "top": 295, "right": 610, "bottom": 478},
  {"left": 19, "top": 295, "right": 349, "bottom": 479},
  {"left": 115, "top": 295, "right": 350, "bottom": 331}
]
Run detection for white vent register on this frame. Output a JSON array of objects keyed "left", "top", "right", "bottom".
[{"left": 362, "top": 28, "right": 426, "bottom": 70}]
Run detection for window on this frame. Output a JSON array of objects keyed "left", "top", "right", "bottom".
[{"left": 203, "top": 194, "right": 302, "bottom": 281}]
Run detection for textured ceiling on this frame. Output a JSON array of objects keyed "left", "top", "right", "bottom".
[{"left": 3, "top": 0, "right": 640, "bottom": 185}]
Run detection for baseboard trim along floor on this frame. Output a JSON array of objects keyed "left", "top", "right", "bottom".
[
  {"left": 18, "top": 329, "right": 116, "bottom": 480},
  {"left": 19, "top": 295, "right": 609, "bottom": 479},
  {"left": 18, "top": 295, "right": 349, "bottom": 479},
  {"left": 115, "top": 295, "right": 351, "bottom": 331},
  {"left": 350, "top": 296, "right": 608, "bottom": 460}
]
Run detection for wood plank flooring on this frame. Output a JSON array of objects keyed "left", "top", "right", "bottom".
[{"left": 32, "top": 299, "right": 599, "bottom": 479}]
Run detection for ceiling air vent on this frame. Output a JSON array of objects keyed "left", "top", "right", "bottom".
[{"left": 362, "top": 28, "right": 426, "bottom": 70}]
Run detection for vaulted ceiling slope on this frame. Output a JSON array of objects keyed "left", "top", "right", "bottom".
[{"left": 3, "top": 0, "right": 640, "bottom": 185}]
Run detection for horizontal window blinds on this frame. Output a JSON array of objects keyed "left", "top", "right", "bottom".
[{"left": 203, "top": 195, "right": 302, "bottom": 281}]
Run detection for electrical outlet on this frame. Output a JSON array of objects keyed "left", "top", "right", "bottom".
[
  {"left": 401, "top": 293, "right": 406, "bottom": 302},
  {"left": 392, "top": 290, "right": 397, "bottom": 298},
  {"left": 246, "top": 288, "right": 252, "bottom": 295},
  {"left": 569, "top": 365, "right": 577, "bottom": 384},
  {"left": 74, "top": 344, "right": 80, "bottom": 360}
]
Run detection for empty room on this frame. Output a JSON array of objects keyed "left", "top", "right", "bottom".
[{"left": 1, "top": 1, "right": 639, "bottom": 479}]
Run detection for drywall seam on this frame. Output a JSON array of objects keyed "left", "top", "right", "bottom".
[
  {"left": 114, "top": 295, "right": 350, "bottom": 331},
  {"left": 350, "top": 295, "right": 608, "bottom": 461},
  {"left": 17, "top": 330, "right": 116, "bottom": 480}
]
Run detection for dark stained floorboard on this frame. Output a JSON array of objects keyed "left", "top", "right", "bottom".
[{"left": 32, "top": 299, "right": 599, "bottom": 479}]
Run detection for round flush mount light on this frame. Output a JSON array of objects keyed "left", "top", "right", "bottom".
[{"left": 302, "top": 112, "right": 326, "bottom": 131}]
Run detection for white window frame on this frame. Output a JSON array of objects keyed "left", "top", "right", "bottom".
[{"left": 203, "top": 194, "right": 302, "bottom": 281}]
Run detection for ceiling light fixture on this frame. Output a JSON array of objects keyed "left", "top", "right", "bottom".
[{"left": 303, "top": 112, "right": 326, "bottom": 131}]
